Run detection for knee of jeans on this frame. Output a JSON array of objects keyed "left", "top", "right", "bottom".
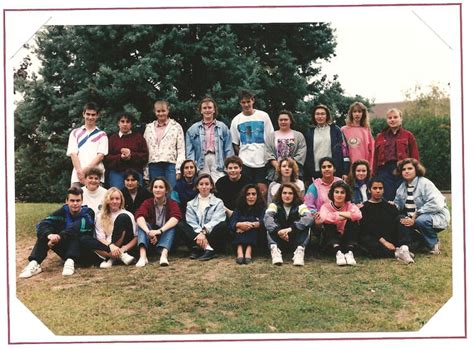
[{"left": 415, "top": 214, "right": 432, "bottom": 227}]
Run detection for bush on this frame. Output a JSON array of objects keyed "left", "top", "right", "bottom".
[{"left": 371, "top": 116, "right": 451, "bottom": 190}]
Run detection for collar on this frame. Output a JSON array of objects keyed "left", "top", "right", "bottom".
[
  {"left": 202, "top": 119, "right": 216, "bottom": 127},
  {"left": 156, "top": 119, "right": 169, "bottom": 128},
  {"left": 119, "top": 130, "right": 132, "bottom": 137}
]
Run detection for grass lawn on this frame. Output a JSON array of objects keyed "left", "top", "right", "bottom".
[{"left": 14, "top": 202, "right": 452, "bottom": 336}]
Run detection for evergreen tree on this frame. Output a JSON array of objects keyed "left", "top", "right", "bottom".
[{"left": 15, "top": 23, "right": 367, "bottom": 202}]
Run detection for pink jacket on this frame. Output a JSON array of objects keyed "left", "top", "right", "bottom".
[{"left": 320, "top": 201, "right": 362, "bottom": 234}]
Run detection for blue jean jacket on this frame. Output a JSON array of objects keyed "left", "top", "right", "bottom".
[{"left": 185, "top": 120, "right": 234, "bottom": 172}]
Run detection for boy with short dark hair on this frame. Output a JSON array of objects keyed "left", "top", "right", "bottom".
[
  {"left": 359, "top": 178, "right": 414, "bottom": 263},
  {"left": 19, "top": 187, "right": 95, "bottom": 278},
  {"left": 215, "top": 156, "right": 251, "bottom": 217},
  {"left": 67, "top": 102, "right": 108, "bottom": 187},
  {"left": 230, "top": 90, "right": 273, "bottom": 198}
]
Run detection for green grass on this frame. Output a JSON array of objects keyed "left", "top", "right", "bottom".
[{"left": 15, "top": 202, "right": 452, "bottom": 335}]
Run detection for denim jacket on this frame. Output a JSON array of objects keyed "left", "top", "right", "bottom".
[
  {"left": 186, "top": 194, "right": 227, "bottom": 234},
  {"left": 185, "top": 120, "right": 234, "bottom": 172},
  {"left": 393, "top": 176, "right": 450, "bottom": 229}
]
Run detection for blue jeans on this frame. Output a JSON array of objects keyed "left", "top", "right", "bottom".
[
  {"left": 377, "top": 161, "right": 403, "bottom": 201},
  {"left": 415, "top": 214, "right": 443, "bottom": 249},
  {"left": 148, "top": 162, "right": 176, "bottom": 189},
  {"left": 108, "top": 170, "right": 144, "bottom": 189},
  {"left": 137, "top": 223, "right": 176, "bottom": 252}
]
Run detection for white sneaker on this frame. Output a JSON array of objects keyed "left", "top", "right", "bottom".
[
  {"left": 430, "top": 241, "right": 441, "bottom": 255},
  {"left": 160, "top": 255, "right": 169, "bottom": 266},
  {"left": 270, "top": 245, "right": 283, "bottom": 265},
  {"left": 395, "top": 245, "right": 415, "bottom": 263},
  {"left": 336, "top": 250, "right": 346, "bottom": 266},
  {"left": 119, "top": 252, "right": 135, "bottom": 265},
  {"left": 62, "top": 258, "right": 75, "bottom": 276},
  {"left": 100, "top": 259, "right": 114, "bottom": 269},
  {"left": 292, "top": 246, "right": 305, "bottom": 266},
  {"left": 19, "top": 260, "right": 42, "bottom": 279},
  {"left": 344, "top": 251, "right": 357, "bottom": 266},
  {"left": 135, "top": 257, "right": 148, "bottom": 268}
]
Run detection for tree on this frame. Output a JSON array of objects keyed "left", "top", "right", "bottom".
[
  {"left": 402, "top": 83, "right": 450, "bottom": 118},
  {"left": 15, "top": 23, "right": 368, "bottom": 202}
]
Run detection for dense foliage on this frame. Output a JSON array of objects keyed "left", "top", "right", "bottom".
[{"left": 15, "top": 23, "right": 371, "bottom": 202}]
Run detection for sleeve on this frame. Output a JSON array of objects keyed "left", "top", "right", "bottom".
[
  {"left": 293, "top": 132, "right": 307, "bottom": 166},
  {"left": 131, "top": 134, "right": 149, "bottom": 167},
  {"left": 340, "top": 130, "right": 350, "bottom": 175},
  {"left": 264, "top": 113, "right": 275, "bottom": 143},
  {"left": 417, "top": 179, "right": 446, "bottom": 215},
  {"left": 228, "top": 210, "right": 241, "bottom": 231},
  {"left": 66, "top": 130, "right": 78, "bottom": 157},
  {"left": 186, "top": 202, "right": 202, "bottom": 233},
  {"left": 303, "top": 184, "right": 318, "bottom": 214},
  {"left": 264, "top": 133, "right": 277, "bottom": 162},
  {"left": 167, "top": 199, "right": 183, "bottom": 220},
  {"left": 393, "top": 186, "right": 405, "bottom": 211},
  {"left": 230, "top": 117, "right": 240, "bottom": 145},
  {"left": 263, "top": 203, "right": 280, "bottom": 234},
  {"left": 222, "top": 125, "right": 235, "bottom": 158},
  {"left": 348, "top": 203, "right": 363, "bottom": 221},
  {"left": 94, "top": 215, "right": 107, "bottom": 241},
  {"left": 204, "top": 200, "right": 226, "bottom": 234},
  {"left": 367, "top": 129, "right": 375, "bottom": 172},
  {"left": 35, "top": 207, "right": 65, "bottom": 238},
  {"left": 104, "top": 135, "right": 122, "bottom": 168},
  {"left": 170, "top": 190, "right": 181, "bottom": 203},
  {"left": 291, "top": 204, "right": 314, "bottom": 231},
  {"left": 319, "top": 204, "right": 339, "bottom": 224},
  {"left": 97, "top": 131, "right": 109, "bottom": 156},
  {"left": 409, "top": 132, "right": 420, "bottom": 160},
  {"left": 134, "top": 198, "right": 151, "bottom": 221},
  {"left": 175, "top": 125, "right": 186, "bottom": 174},
  {"left": 185, "top": 128, "right": 196, "bottom": 161}
]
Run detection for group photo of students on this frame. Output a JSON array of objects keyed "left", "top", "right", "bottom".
[{"left": 18, "top": 90, "right": 451, "bottom": 279}]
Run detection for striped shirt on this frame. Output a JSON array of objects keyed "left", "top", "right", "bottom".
[{"left": 405, "top": 184, "right": 416, "bottom": 217}]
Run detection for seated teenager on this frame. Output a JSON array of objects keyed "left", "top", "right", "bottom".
[
  {"left": 19, "top": 187, "right": 95, "bottom": 278},
  {"left": 229, "top": 184, "right": 266, "bottom": 265},
  {"left": 178, "top": 174, "right": 227, "bottom": 261},
  {"left": 393, "top": 158, "right": 450, "bottom": 254},
  {"left": 360, "top": 178, "right": 414, "bottom": 263},
  {"left": 267, "top": 158, "right": 305, "bottom": 203},
  {"left": 319, "top": 180, "right": 362, "bottom": 266},
  {"left": 346, "top": 159, "right": 371, "bottom": 206},
  {"left": 134, "top": 177, "right": 181, "bottom": 267},
  {"left": 82, "top": 167, "right": 107, "bottom": 216},
  {"left": 264, "top": 183, "right": 313, "bottom": 266},
  {"left": 92, "top": 188, "right": 138, "bottom": 268},
  {"left": 215, "top": 156, "right": 251, "bottom": 217},
  {"left": 171, "top": 159, "right": 199, "bottom": 217},
  {"left": 121, "top": 168, "right": 153, "bottom": 215}
]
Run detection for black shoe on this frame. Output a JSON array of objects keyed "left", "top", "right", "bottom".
[
  {"left": 244, "top": 257, "right": 253, "bottom": 264},
  {"left": 190, "top": 248, "right": 203, "bottom": 260},
  {"left": 198, "top": 250, "right": 217, "bottom": 261},
  {"left": 236, "top": 257, "right": 244, "bottom": 265}
]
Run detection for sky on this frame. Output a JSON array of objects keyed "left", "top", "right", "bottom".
[
  {"left": 321, "top": 7, "right": 457, "bottom": 103},
  {"left": 6, "top": 2, "right": 459, "bottom": 105}
]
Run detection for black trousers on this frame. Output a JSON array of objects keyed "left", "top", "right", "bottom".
[
  {"left": 176, "top": 221, "right": 228, "bottom": 252},
  {"left": 29, "top": 230, "right": 80, "bottom": 264},
  {"left": 79, "top": 213, "right": 136, "bottom": 265},
  {"left": 323, "top": 220, "right": 360, "bottom": 254}
]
